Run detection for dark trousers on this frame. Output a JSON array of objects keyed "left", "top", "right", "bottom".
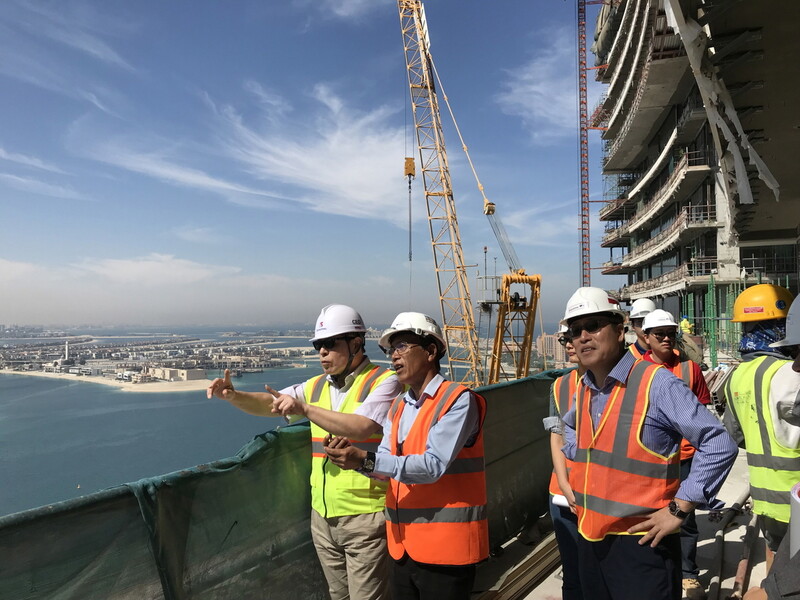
[
  {"left": 390, "top": 553, "right": 476, "bottom": 600},
  {"left": 549, "top": 495, "right": 584, "bottom": 600},
  {"left": 577, "top": 533, "right": 682, "bottom": 600},
  {"left": 679, "top": 458, "right": 700, "bottom": 579}
]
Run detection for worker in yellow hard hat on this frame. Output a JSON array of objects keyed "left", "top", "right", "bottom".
[{"left": 723, "top": 284, "right": 800, "bottom": 573}]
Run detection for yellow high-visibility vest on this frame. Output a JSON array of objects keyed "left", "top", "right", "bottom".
[
  {"left": 725, "top": 356, "right": 800, "bottom": 523},
  {"left": 306, "top": 364, "right": 393, "bottom": 518}
]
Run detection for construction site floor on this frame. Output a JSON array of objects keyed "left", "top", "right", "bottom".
[{"left": 474, "top": 449, "right": 766, "bottom": 600}]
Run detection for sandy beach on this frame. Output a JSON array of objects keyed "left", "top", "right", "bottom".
[{"left": 0, "top": 369, "right": 211, "bottom": 393}]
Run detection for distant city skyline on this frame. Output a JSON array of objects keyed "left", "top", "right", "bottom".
[{"left": 0, "top": 1, "right": 621, "bottom": 330}]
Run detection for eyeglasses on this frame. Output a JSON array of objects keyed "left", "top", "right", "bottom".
[
  {"left": 648, "top": 329, "right": 677, "bottom": 342},
  {"left": 312, "top": 336, "right": 349, "bottom": 352},
  {"left": 557, "top": 336, "right": 569, "bottom": 347},
  {"left": 381, "top": 341, "right": 420, "bottom": 357},
  {"left": 566, "top": 317, "right": 613, "bottom": 340}
]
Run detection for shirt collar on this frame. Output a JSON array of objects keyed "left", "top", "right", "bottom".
[
  {"left": 582, "top": 349, "right": 635, "bottom": 391},
  {"left": 325, "top": 356, "right": 370, "bottom": 391},
  {"left": 404, "top": 373, "right": 446, "bottom": 407}
]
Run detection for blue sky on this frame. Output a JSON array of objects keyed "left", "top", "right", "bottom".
[{"left": 0, "top": 0, "right": 621, "bottom": 330}]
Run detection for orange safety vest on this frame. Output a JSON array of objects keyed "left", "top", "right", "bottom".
[
  {"left": 667, "top": 354, "right": 697, "bottom": 462},
  {"left": 548, "top": 369, "right": 580, "bottom": 496},
  {"left": 572, "top": 360, "right": 681, "bottom": 541},
  {"left": 627, "top": 343, "right": 645, "bottom": 360},
  {"left": 384, "top": 381, "right": 489, "bottom": 565}
]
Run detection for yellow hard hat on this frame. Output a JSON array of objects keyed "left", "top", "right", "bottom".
[{"left": 731, "top": 284, "right": 794, "bottom": 323}]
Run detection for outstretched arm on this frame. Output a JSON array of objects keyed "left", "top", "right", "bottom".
[{"left": 206, "top": 369, "right": 277, "bottom": 416}]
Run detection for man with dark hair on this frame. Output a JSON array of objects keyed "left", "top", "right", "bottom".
[
  {"left": 559, "top": 287, "right": 737, "bottom": 600},
  {"left": 207, "top": 304, "right": 402, "bottom": 600},
  {"left": 325, "top": 312, "right": 488, "bottom": 600}
]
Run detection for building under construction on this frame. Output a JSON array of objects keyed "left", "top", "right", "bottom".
[{"left": 591, "top": 0, "right": 800, "bottom": 360}]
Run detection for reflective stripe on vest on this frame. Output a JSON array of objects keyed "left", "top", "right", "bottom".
[
  {"left": 725, "top": 356, "right": 800, "bottom": 522},
  {"left": 306, "top": 364, "right": 393, "bottom": 518},
  {"left": 549, "top": 370, "right": 579, "bottom": 496},
  {"left": 572, "top": 360, "right": 681, "bottom": 541},
  {"left": 628, "top": 344, "right": 645, "bottom": 360},
  {"left": 384, "top": 381, "right": 489, "bottom": 565}
]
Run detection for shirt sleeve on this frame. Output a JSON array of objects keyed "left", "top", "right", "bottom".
[
  {"left": 652, "top": 371, "right": 738, "bottom": 508},
  {"left": 561, "top": 404, "right": 577, "bottom": 461},
  {"left": 543, "top": 382, "right": 562, "bottom": 433},
  {"left": 354, "top": 373, "right": 403, "bottom": 426},
  {"left": 373, "top": 390, "right": 480, "bottom": 484}
]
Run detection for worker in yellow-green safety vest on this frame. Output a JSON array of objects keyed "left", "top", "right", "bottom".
[
  {"left": 723, "top": 284, "right": 800, "bottom": 573},
  {"left": 207, "top": 304, "right": 402, "bottom": 600}
]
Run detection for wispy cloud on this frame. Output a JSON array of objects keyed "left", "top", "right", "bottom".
[
  {"left": 496, "top": 27, "right": 578, "bottom": 145},
  {"left": 72, "top": 253, "right": 240, "bottom": 287},
  {"left": 0, "top": 3, "right": 133, "bottom": 114},
  {"left": 0, "top": 147, "right": 65, "bottom": 174},
  {"left": 80, "top": 136, "right": 289, "bottom": 204},
  {"left": 9, "top": 0, "right": 136, "bottom": 71},
  {"left": 295, "top": 0, "right": 387, "bottom": 20},
  {"left": 0, "top": 173, "right": 84, "bottom": 200},
  {"left": 212, "top": 83, "right": 411, "bottom": 225},
  {"left": 171, "top": 225, "right": 216, "bottom": 244}
]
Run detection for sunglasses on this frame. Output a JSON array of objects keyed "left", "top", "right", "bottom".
[
  {"left": 557, "top": 336, "right": 569, "bottom": 347},
  {"left": 566, "top": 317, "right": 614, "bottom": 340},
  {"left": 647, "top": 329, "right": 677, "bottom": 341},
  {"left": 312, "top": 336, "right": 350, "bottom": 352},
  {"left": 380, "top": 341, "right": 421, "bottom": 358}
]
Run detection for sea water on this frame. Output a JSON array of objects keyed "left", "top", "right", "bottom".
[{"left": 0, "top": 337, "right": 390, "bottom": 517}]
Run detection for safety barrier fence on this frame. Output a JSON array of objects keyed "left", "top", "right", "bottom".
[{"left": 0, "top": 372, "right": 560, "bottom": 600}]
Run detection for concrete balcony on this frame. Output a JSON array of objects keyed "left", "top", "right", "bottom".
[
  {"left": 601, "top": 221, "right": 631, "bottom": 248},
  {"left": 619, "top": 259, "right": 720, "bottom": 298},
  {"left": 618, "top": 206, "right": 719, "bottom": 268},
  {"left": 626, "top": 151, "right": 713, "bottom": 234}
]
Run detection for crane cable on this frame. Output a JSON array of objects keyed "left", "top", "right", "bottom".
[{"left": 430, "top": 61, "right": 492, "bottom": 209}]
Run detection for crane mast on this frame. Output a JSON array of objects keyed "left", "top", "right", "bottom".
[{"left": 398, "top": 0, "right": 483, "bottom": 387}]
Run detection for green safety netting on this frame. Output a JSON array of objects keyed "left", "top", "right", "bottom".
[{"left": 0, "top": 374, "right": 558, "bottom": 599}]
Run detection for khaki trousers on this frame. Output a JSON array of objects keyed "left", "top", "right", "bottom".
[{"left": 310, "top": 509, "right": 389, "bottom": 600}]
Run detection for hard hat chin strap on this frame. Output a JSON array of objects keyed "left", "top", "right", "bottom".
[{"left": 332, "top": 337, "right": 362, "bottom": 388}]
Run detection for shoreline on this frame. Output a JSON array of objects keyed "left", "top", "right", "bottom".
[{"left": 0, "top": 369, "right": 210, "bottom": 393}]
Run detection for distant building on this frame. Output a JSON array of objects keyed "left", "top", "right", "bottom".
[{"left": 536, "top": 332, "right": 568, "bottom": 366}]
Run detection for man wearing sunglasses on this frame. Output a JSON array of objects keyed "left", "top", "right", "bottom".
[
  {"left": 207, "top": 304, "right": 402, "bottom": 600},
  {"left": 641, "top": 309, "right": 712, "bottom": 599},
  {"left": 324, "top": 312, "right": 488, "bottom": 600},
  {"left": 558, "top": 287, "right": 737, "bottom": 600}
]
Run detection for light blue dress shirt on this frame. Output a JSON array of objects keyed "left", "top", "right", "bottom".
[
  {"left": 562, "top": 350, "right": 737, "bottom": 508},
  {"left": 373, "top": 373, "right": 480, "bottom": 484}
]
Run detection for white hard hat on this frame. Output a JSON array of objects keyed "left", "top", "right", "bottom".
[
  {"left": 558, "top": 324, "right": 568, "bottom": 334},
  {"left": 642, "top": 309, "right": 678, "bottom": 331},
  {"left": 770, "top": 298, "right": 800, "bottom": 347},
  {"left": 560, "top": 287, "right": 626, "bottom": 326},
  {"left": 309, "top": 304, "right": 367, "bottom": 342},
  {"left": 629, "top": 298, "right": 657, "bottom": 319},
  {"left": 379, "top": 312, "right": 447, "bottom": 358}
]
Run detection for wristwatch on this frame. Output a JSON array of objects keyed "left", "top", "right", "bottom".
[
  {"left": 358, "top": 451, "right": 376, "bottom": 474},
  {"left": 668, "top": 499, "right": 690, "bottom": 520}
]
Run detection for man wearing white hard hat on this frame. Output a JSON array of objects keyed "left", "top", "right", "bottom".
[
  {"left": 325, "top": 312, "right": 488, "bottom": 600},
  {"left": 558, "top": 287, "right": 736, "bottom": 600},
  {"left": 627, "top": 297, "right": 656, "bottom": 359},
  {"left": 207, "top": 304, "right": 402, "bottom": 600},
  {"left": 641, "top": 309, "right": 712, "bottom": 599}
]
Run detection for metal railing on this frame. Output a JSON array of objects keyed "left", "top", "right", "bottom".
[
  {"left": 621, "top": 258, "right": 718, "bottom": 295},
  {"left": 625, "top": 149, "right": 709, "bottom": 233}
]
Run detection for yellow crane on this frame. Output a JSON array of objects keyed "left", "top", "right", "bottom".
[{"left": 398, "top": 0, "right": 541, "bottom": 385}]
